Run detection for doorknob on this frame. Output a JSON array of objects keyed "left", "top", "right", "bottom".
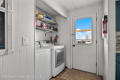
[{"left": 72, "top": 45, "right": 75, "bottom": 47}]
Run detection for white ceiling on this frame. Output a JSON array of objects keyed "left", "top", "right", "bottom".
[
  {"left": 53, "top": 0, "right": 102, "bottom": 11},
  {"left": 36, "top": 0, "right": 58, "bottom": 16},
  {"left": 37, "top": 0, "right": 103, "bottom": 17}
]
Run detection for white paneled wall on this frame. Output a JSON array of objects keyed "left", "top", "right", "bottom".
[
  {"left": 35, "top": 30, "right": 52, "bottom": 41},
  {"left": 56, "top": 2, "right": 104, "bottom": 75},
  {"left": 56, "top": 16, "right": 70, "bottom": 66},
  {"left": 108, "top": 0, "right": 116, "bottom": 80},
  {"left": 0, "top": 0, "right": 35, "bottom": 80}
]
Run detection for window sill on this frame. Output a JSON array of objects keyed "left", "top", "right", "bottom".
[
  {"left": 0, "top": 49, "right": 14, "bottom": 56},
  {"left": 0, "top": 49, "right": 6, "bottom": 56}
]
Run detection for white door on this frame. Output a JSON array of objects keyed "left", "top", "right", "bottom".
[{"left": 72, "top": 13, "right": 97, "bottom": 73}]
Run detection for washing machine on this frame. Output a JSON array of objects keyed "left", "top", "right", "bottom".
[{"left": 35, "top": 42, "right": 52, "bottom": 80}]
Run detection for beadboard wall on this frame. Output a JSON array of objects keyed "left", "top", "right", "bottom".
[
  {"left": 56, "top": 2, "right": 104, "bottom": 75},
  {"left": 0, "top": 0, "right": 35, "bottom": 80},
  {"left": 35, "top": 29, "right": 52, "bottom": 41}
]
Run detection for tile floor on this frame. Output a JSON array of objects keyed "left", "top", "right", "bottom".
[{"left": 50, "top": 68, "right": 102, "bottom": 80}]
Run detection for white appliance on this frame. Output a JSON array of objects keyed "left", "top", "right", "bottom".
[
  {"left": 35, "top": 46, "right": 52, "bottom": 80},
  {"left": 52, "top": 45, "right": 65, "bottom": 77}
]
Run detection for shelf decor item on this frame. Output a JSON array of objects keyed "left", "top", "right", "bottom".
[
  {"left": 41, "top": 24, "right": 47, "bottom": 29},
  {"left": 38, "top": 13, "right": 44, "bottom": 19},
  {"left": 35, "top": 9, "right": 58, "bottom": 33},
  {"left": 45, "top": 15, "right": 52, "bottom": 20},
  {"left": 35, "top": 10, "right": 39, "bottom": 15}
]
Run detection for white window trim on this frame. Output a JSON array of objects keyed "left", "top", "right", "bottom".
[
  {"left": 0, "top": 0, "right": 14, "bottom": 56},
  {"left": 0, "top": 49, "right": 7, "bottom": 55},
  {"left": 0, "top": 7, "right": 6, "bottom": 12}
]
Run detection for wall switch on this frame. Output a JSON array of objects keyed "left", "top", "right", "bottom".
[{"left": 22, "top": 36, "right": 30, "bottom": 46}]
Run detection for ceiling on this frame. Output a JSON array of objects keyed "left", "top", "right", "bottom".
[
  {"left": 53, "top": 0, "right": 102, "bottom": 11},
  {"left": 36, "top": 0, "right": 58, "bottom": 16},
  {"left": 37, "top": 0, "right": 103, "bottom": 17}
]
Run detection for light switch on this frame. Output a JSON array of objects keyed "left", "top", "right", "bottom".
[{"left": 22, "top": 36, "right": 30, "bottom": 46}]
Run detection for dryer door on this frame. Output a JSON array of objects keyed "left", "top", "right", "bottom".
[{"left": 55, "top": 48, "right": 64, "bottom": 68}]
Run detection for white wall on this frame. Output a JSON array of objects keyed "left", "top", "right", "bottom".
[
  {"left": 0, "top": 0, "right": 35, "bottom": 80},
  {"left": 35, "top": 30, "right": 52, "bottom": 41},
  {"left": 108, "top": 0, "right": 116, "bottom": 80},
  {"left": 56, "top": 2, "right": 104, "bottom": 75},
  {"left": 56, "top": 16, "right": 70, "bottom": 66}
]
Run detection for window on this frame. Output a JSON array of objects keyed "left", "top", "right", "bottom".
[
  {"left": 0, "top": 0, "right": 6, "bottom": 49},
  {"left": 75, "top": 18, "right": 92, "bottom": 44},
  {"left": 116, "top": 1, "right": 120, "bottom": 31},
  {"left": 0, "top": 11, "right": 5, "bottom": 49},
  {"left": 0, "top": 0, "right": 13, "bottom": 55}
]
